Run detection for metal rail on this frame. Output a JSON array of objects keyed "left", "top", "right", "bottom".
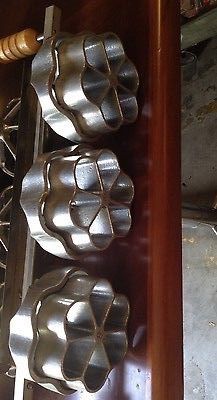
[
  {"left": 0, "top": 5, "right": 61, "bottom": 400},
  {"left": 15, "top": 8, "right": 61, "bottom": 400}
]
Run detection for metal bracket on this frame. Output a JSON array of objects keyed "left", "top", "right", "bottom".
[{"left": 0, "top": 5, "right": 61, "bottom": 400}]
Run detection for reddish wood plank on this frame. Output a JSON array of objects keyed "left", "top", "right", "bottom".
[{"left": 148, "top": 1, "right": 183, "bottom": 399}]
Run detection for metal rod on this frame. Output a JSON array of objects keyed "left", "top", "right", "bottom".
[
  {"left": 12, "top": 6, "right": 61, "bottom": 400},
  {"left": 0, "top": 199, "right": 12, "bottom": 218},
  {"left": 4, "top": 99, "right": 21, "bottom": 124},
  {"left": 36, "top": 33, "right": 44, "bottom": 43},
  {"left": 0, "top": 221, "right": 10, "bottom": 227}
]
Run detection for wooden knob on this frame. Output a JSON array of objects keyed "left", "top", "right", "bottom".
[{"left": 0, "top": 29, "right": 41, "bottom": 63}]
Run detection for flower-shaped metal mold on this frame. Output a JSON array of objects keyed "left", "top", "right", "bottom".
[
  {"left": 31, "top": 32, "right": 139, "bottom": 142},
  {"left": 20, "top": 145, "right": 134, "bottom": 259},
  {"left": 9, "top": 267, "right": 129, "bottom": 395}
]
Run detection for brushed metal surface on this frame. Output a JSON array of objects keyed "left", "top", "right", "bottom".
[
  {"left": 20, "top": 146, "right": 134, "bottom": 259},
  {"left": 9, "top": 267, "right": 129, "bottom": 395},
  {"left": 31, "top": 32, "right": 139, "bottom": 142}
]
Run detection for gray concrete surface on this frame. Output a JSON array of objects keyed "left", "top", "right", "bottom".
[
  {"left": 183, "top": 225, "right": 217, "bottom": 400},
  {"left": 182, "top": 37, "right": 217, "bottom": 207},
  {"left": 182, "top": 37, "right": 217, "bottom": 400}
]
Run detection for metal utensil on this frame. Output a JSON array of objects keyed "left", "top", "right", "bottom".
[
  {"left": 20, "top": 145, "right": 134, "bottom": 259},
  {"left": 31, "top": 32, "right": 139, "bottom": 142},
  {"left": 10, "top": 267, "right": 129, "bottom": 395}
]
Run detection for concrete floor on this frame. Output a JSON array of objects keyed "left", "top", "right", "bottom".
[
  {"left": 183, "top": 225, "right": 217, "bottom": 400},
  {"left": 182, "top": 37, "right": 217, "bottom": 399}
]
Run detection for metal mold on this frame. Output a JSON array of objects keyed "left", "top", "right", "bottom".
[
  {"left": 31, "top": 32, "right": 139, "bottom": 142},
  {"left": 9, "top": 267, "right": 129, "bottom": 395},
  {"left": 20, "top": 145, "right": 134, "bottom": 259}
]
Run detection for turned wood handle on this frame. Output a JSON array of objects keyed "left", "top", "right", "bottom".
[{"left": 0, "top": 28, "right": 41, "bottom": 63}]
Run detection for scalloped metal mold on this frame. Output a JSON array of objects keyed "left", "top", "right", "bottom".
[
  {"left": 31, "top": 32, "right": 139, "bottom": 142},
  {"left": 20, "top": 145, "right": 134, "bottom": 259},
  {"left": 9, "top": 267, "right": 129, "bottom": 395}
]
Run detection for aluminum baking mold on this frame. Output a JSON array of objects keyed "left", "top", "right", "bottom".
[
  {"left": 31, "top": 32, "right": 139, "bottom": 142},
  {"left": 9, "top": 267, "right": 129, "bottom": 394},
  {"left": 20, "top": 145, "right": 134, "bottom": 259}
]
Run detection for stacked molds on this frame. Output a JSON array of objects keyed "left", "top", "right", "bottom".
[{"left": 31, "top": 32, "right": 139, "bottom": 142}]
